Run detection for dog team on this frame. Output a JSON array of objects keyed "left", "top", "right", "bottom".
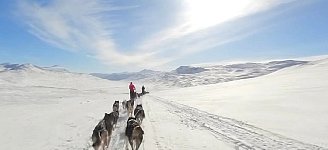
[{"left": 91, "top": 82, "right": 148, "bottom": 150}]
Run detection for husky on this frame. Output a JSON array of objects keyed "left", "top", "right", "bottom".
[
  {"left": 134, "top": 104, "right": 143, "bottom": 116},
  {"left": 137, "top": 93, "right": 143, "bottom": 98},
  {"left": 103, "top": 113, "right": 115, "bottom": 131},
  {"left": 113, "top": 100, "right": 119, "bottom": 112},
  {"left": 130, "top": 99, "right": 135, "bottom": 107},
  {"left": 112, "top": 111, "right": 119, "bottom": 127},
  {"left": 135, "top": 109, "right": 145, "bottom": 124},
  {"left": 92, "top": 120, "right": 109, "bottom": 150},
  {"left": 126, "top": 100, "right": 133, "bottom": 117},
  {"left": 126, "top": 99, "right": 134, "bottom": 108},
  {"left": 105, "top": 111, "right": 119, "bottom": 128},
  {"left": 125, "top": 100, "right": 130, "bottom": 110},
  {"left": 125, "top": 117, "right": 144, "bottom": 150},
  {"left": 122, "top": 100, "right": 127, "bottom": 109}
]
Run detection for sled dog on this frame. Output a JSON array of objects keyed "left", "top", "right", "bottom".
[
  {"left": 122, "top": 100, "right": 127, "bottom": 109},
  {"left": 105, "top": 111, "right": 119, "bottom": 128},
  {"left": 135, "top": 109, "right": 145, "bottom": 124},
  {"left": 103, "top": 113, "right": 115, "bottom": 130},
  {"left": 134, "top": 104, "right": 143, "bottom": 116},
  {"left": 125, "top": 117, "right": 144, "bottom": 150},
  {"left": 92, "top": 120, "right": 109, "bottom": 150},
  {"left": 126, "top": 100, "right": 133, "bottom": 117},
  {"left": 113, "top": 101, "right": 119, "bottom": 112}
]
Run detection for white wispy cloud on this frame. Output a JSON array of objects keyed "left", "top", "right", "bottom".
[
  {"left": 18, "top": 0, "right": 299, "bottom": 71},
  {"left": 18, "top": 0, "right": 160, "bottom": 70}
]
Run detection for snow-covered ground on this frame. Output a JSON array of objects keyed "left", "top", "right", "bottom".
[
  {"left": 155, "top": 58, "right": 328, "bottom": 148},
  {"left": 0, "top": 64, "right": 128, "bottom": 149},
  {"left": 0, "top": 57, "right": 328, "bottom": 150}
]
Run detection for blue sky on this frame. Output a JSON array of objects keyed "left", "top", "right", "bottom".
[{"left": 0, "top": 0, "right": 327, "bottom": 73}]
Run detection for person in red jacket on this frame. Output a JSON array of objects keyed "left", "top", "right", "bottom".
[{"left": 129, "top": 82, "right": 136, "bottom": 100}]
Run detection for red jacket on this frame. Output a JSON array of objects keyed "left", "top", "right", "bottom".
[{"left": 129, "top": 84, "right": 135, "bottom": 91}]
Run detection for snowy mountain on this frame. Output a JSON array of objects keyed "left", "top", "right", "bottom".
[
  {"left": 91, "top": 60, "right": 307, "bottom": 88},
  {"left": 0, "top": 63, "right": 115, "bottom": 90},
  {"left": 174, "top": 66, "right": 208, "bottom": 74},
  {"left": 91, "top": 69, "right": 163, "bottom": 81},
  {"left": 0, "top": 63, "right": 44, "bottom": 72}
]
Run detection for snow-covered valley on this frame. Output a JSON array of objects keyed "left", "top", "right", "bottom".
[{"left": 0, "top": 57, "right": 328, "bottom": 150}]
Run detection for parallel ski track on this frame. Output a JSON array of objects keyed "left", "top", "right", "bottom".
[{"left": 149, "top": 95, "right": 327, "bottom": 150}]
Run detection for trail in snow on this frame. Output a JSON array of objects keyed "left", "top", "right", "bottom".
[
  {"left": 147, "top": 95, "right": 327, "bottom": 150},
  {"left": 108, "top": 109, "right": 130, "bottom": 150},
  {"left": 87, "top": 94, "right": 326, "bottom": 150},
  {"left": 105, "top": 96, "right": 231, "bottom": 150}
]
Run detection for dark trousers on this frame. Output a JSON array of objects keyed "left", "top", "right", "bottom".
[{"left": 130, "top": 90, "right": 134, "bottom": 100}]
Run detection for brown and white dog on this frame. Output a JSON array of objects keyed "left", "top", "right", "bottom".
[
  {"left": 92, "top": 120, "right": 109, "bottom": 150},
  {"left": 122, "top": 100, "right": 127, "bottom": 110},
  {"left": 125, "top": 117, "right": 144, "bottom": 150},
  {"left": 126, "top": 100, "right": 133, "bottom": 117}
]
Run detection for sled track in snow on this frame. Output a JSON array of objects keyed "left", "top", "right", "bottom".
[{"left": 149, "top": 95, "right": 327, "bottom": 150}]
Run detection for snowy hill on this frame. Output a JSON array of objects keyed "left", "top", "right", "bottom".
[
  {"left": 92, "top": 60, "right": 307, "bottom": 88},
  {"left": 0, "top": 63, "right": 44, "bottom": 72},
  {"left": 154, "top": 58, "right": 328, "bottom": 148},
  {"left": 0, "top": 63, "right": 129, "bottom": 150},
  {"left": 174, "top": 66, "right": 208, "bottom": 74},
  {"left": 0, "top": 63, "right": 114, "bottom": 90}
]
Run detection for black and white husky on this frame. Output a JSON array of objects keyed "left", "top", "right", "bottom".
[
  {"left": 104, "top": 111, "right": 118, "bottom": 129},
  {"left": 135, "top": 109, "right": 145, "bottom": 124},
  {"left": 134, "top": 104, "right": 145, "bottom": 124},
  {"left": 125, "top": 117, "right": 144, "bottom": 150},
  {"left": 113, "top": 100, "right": 119, "bottom": 112},
  {"left": 92, "top": 120, "right": 109, "bottom": 150}
]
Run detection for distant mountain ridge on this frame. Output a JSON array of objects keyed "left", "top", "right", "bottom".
[
  {"left": 91, "top": 60, "right": 308, "bottom": 88},
  {"left": 0, "top": 63, "right": 69, "bottom": 72},
  {"left": 91, "top": 69, "right": 163, "bottom": 81},
  {"left": 0, "top": 60, "right": 309, "bottom": 88},
  {"left": 0, "top": 63, "right": 94, "bottom": 88},
  {"left": 174, "top": 66, "right": 208, "bottom": 74}
]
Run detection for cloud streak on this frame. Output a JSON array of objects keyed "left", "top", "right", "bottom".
[
  {"left": 18, "top": 0, "right": 161, "bottom": 70},
  {"left": 18, "top": 0, "right": 300, "bottom": 71}
]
